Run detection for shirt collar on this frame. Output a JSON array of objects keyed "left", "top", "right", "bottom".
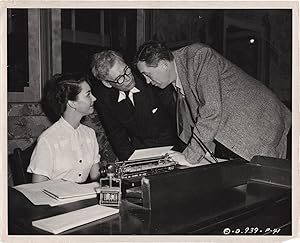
[
  {"left": 173, "top": 61, "right": 184, "bottom": 95},
  {"left": 59, "top": 116, "right": 81, "bottom": 131},
  {"left": 59, "top": 117, "right": 82, "bottom": 151},
  {"left": 118, "top": 87, "right": 140, "bottom": 102}
]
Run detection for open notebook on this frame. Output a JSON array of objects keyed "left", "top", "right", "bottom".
[
  {"left": 14, "top": 179, "right": 99, "bottom": 206},
  {"left": 42, "top": 180, "right": 97, "bottom": 199}
]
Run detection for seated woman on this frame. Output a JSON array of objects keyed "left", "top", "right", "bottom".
[{"left": 27, "top": 73, "right": 101, "bottom": 183}]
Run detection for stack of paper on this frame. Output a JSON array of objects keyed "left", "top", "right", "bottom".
[
  {"left": 42, "top": 180, "right": 97, "bottom": 200},
  {"left": 14, "top": 179, "right": 99, "bottom": 206},
  {"left": 32, "top": 204, "right": 119, "bottom": 234}
]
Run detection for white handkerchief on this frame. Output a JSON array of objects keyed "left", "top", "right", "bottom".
[{"left": 152, "top": 108, "right": 158, "bottom": 114}]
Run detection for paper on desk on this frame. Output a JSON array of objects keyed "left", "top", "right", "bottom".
[
  {"left": 129, "top": 146, "right": 173, "bottom": 160},
  {"left": 175, "top": 152, "right": 228, "bottom": 169},
  {"left": 42, "top": 180, "right": 98, "bottom": 199},
  {"left": 14, "top": 179, "right": 99, "bottom": 206},
  {"left": 32, "top": 204, "right": 119, "bottom": 234}
]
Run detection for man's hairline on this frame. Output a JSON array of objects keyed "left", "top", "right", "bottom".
[
  {"left": 137, "top": 58, "right": 173, "bottom": 71},
  {"left": 102, "top": 56, "right": 125, "bottom": 80}
]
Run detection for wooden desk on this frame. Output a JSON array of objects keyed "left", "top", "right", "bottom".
[{"left": 8, "top": 161, "right": 291, "bottom": 235}]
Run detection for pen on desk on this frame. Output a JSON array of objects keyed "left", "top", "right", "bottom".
[{"left": 193, "top": 133, "right": 218, "bottom": 163}]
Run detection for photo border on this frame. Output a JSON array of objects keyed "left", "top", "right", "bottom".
[{"left": 1, "top": 1, "right": 299, "bottom": 243}]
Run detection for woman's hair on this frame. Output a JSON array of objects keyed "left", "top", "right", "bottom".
[
  {"left": 135, "top": 41, "right": 174, "bottom": 67},
  {"left": 43, "top": 73, "right": 88, "bottom": 120},
  {"left": 91, "top": 50, "right": 124, "bottom": 80}
]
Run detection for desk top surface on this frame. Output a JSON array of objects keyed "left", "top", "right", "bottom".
[{"left": 8, "top": 180, "right": 291, "bottom": 235}]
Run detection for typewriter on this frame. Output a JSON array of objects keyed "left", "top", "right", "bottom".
[
  {"left": 114, "top": 154, "right": 176, "bottom": 179},
  {"left": 98, "top": 154, "right": 177, "bottom": 206}
]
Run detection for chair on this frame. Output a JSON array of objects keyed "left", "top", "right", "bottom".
[{"left": 9, "top": 142, "right": 36, "bottom": 186}]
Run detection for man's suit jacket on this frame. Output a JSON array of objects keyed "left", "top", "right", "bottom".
[
  {"left": 173, "top": 43, "right": 291, "bottom": 163},
  {"left": 91, "top": 71, "right": 182, "bottom": 161}
]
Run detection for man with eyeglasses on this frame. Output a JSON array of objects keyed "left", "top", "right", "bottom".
[{"left": 90, "top": 50, "right": 184, "bottom": 161}]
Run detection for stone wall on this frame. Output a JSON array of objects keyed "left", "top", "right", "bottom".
[{"left": 8, "top": 103, "right": 51, "bottom": 154}]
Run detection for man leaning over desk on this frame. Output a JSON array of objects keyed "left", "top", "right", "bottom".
[
  {"left": 135, "top": 41, "right": 291, "bottom": 166},
  {"left": 90, "top": 50, "right": 185, "bottom": 161}
]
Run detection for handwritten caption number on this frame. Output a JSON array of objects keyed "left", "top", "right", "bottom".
[{"left": 223, "top": 227, "right": 281, "bottom": 235}]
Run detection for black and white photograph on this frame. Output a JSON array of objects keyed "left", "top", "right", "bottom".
[{"left": 1, "top": 2, "right": 299, "bottom": 242}]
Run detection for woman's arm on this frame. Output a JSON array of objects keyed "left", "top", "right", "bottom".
[
  {"left": 27, "top": 137, "right": 54, "bottom": 182},
  {"left": 89, "top": 162, "right": 101, "bottom": 181},
  {"left": 32, "top": 173, "right": 49, "bottom": 183}
]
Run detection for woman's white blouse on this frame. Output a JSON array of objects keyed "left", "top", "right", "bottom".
[{"left": 27, "top": 117, "right": 100, "bottom": 183}]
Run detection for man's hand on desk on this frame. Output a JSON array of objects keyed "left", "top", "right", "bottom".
[
  {"left": 168, "top": 151, "right": 219, "bottom": 167},
  {"left": 168, "top": 151, "right": 199, "bottom": 167}
]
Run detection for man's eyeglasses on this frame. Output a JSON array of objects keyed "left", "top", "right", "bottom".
[{"left": 107, "top": 66, "right": 131, "bottom": 84}]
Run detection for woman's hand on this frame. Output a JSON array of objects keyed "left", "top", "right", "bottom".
[{"left": 32, "top": 174, "right": 49, "bottom": 183}]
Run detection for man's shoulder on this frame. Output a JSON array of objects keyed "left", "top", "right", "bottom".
[
  {"left": 92, "top": 82, "right": 118, "bottom": 104},
  {"left": 132, "top": 69, "right": 146, "bottom": 86},
  {"left": 174, "top": 42, "right": 211, "bottom": 56},
  {"left": 91, "top": 81, "right": 110, "bottom": 95}
]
